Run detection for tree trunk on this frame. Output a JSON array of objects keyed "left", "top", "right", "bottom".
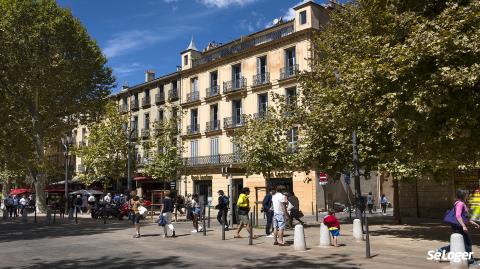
[
  {"left": 33, "top": 173, "right": 47, "bottom": 213},
  {"left": 2, "top": 179, "right": 11, "bottom": 199},
  {"left": 393, "top": 177, "right": 401, "bottom": 224}
]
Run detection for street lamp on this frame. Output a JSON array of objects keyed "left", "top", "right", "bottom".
[{"left": 61, "top": 135, "right": 72, "bottom": 214}]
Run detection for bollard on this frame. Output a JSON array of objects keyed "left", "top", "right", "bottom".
[
  {"left": 68, "top": 208, "right": 74, "bottom": 220},
  {"left": 364, "top": 211, "right": 371, "bottom": 258},
  {"left": 252, "top": 205, "right": 256, "bottom": 227},
  {"left": 353, "top": 219, "right": 363, "bottom": 242},
  {"left": 22, "top": 209, "right": 27, "bottom": 223},
  {"left": 207, "top": 205, "right": 211, "bottom": 228},
  {"left": 255, "top": 204, "right": 259, "bottom": 227},
  {"left": 75, "top": 209, "right": 78, "bottom": 224},
  {"left": 249, "top": 212, "right": 253, "bottom": 245},
  {"left": 221, "top": 211, "right": 225, "bottom": 240},
  {"left": 319, "top": 223, "right": 331, "bottom": 247},
  {"left": 315, "top": 204, "right": 319, "bottom": 222},
  {"left": 294, "top": 224, "right": 307, "bottom": 251},
  {"left": 202, "top": 209, "right": 207, "bottom": 236},
  {"left": 450, "top": 233, "right": 468, "bottom": 269},
  {"left": 46, "top": 208, "right": 52, "bottom": 224},
  {"left": 34, "top": 207, "right": 37, "bottom": 223}
]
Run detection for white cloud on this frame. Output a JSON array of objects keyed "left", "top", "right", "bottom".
[
  {"left": 163, "top": 0, "right": 179, "bottom": 3},
  {"left": 199, "top": 0, "right": 258, "bottom": 8},
  {"left": 113, "top": 62, "right": 143, "bottom": 76}
]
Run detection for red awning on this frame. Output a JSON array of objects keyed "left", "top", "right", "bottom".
[
  {"left": 10, "top": 188, "right": 34, "bottom": 195},
  {"left": 133, "top": 176, "right": 152, "bottom": 181},
  {"left": 45, "top": 187, "right": 71, "bottom": 193}
]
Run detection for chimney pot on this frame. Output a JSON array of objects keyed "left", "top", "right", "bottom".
[{"left": 145, "top": 70, "right": 155, "bottom": 82}]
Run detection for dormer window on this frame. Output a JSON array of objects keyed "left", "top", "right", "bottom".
[
  {"left": 184, "top": 55, "right": 189, "bottom": 65},
  {"left": 300, "top": 10, "right": 307, "bottom": 25}
]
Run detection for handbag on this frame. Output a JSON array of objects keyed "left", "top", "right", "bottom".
[
  {"left": 157, "top": 214, "right": 167, "bottom": 226},
  {"left": 443, "top": 201, "right": 468, "bottom": 226},
  {"left": 138, "top": 205, "right": 148, "bottom": 218}
]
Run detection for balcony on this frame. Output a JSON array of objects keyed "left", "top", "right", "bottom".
[
  {"left": 205, "top": 120, "right": 221, "bottom": 133},
  {"left": 77, "top": 141, "right": 87, "bottom": 148},
  {"left": 131, "top": 129, "right": 139, "bottom": 140},
  {"left": 223, "top": 78, "right": 247, "bottom": 95},
  {"left": 131, "top": 99, "right": 139, "bottom": 111},
  {"left": 168, "top": 89, "right": 179, "bottom": 102},
  {"left": 205, "top": 85, "right": 221, "bottom": 101},
  {"left": 155, "top": 93, "right": 165, "bottom": 105},
  {"left": 280, "top": 64, "right": 299, "bottom": 81},
  {"left": 141, "top": 128, "right": 150, "bottom": 139},
  {"left": 141, "top": 96, "right": 151, "bottom": 108},
  {"left": 224, "top": 115, "right": 245, "bottom": 129},
  {"left": 119, "top": 104, "right": 128, "bottom": 114},
  {"left": 253, "top": 111, "right": 268, "bottom": 120},
  {"left": 252, "top": 73, "right": 271, "bottom": 88},
  {"left": 77, "top": 164, "right": 85, "bottom": 173},
  {"left": 287, "top": 143, "right": 298, "bottom": 154},
  {"left": 192, "top": 23, "right": 294, "bottom": 68},
  {"left": 182, "top": 153, "right": 241, "bottom": 167},
  {"left": 185, "top": 124, "right": 200, "bottom": 136},
  {"left": 182, "top": 91, "right": 200, "bottom": 107}
]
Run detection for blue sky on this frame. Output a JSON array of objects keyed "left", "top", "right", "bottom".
[{"left": 57, "top": 0, "right": 333, "bottom": 93}]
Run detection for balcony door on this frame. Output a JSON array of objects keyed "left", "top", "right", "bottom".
[
  {"left": 210, "top": 137, "right": 219, "bottom": 163},
  {"left": 210, "top": 104, "right": 218, "bottom": 129},
  {"left": 144, "top": 113, "right": 150, "bottom": 130},
  {"left": 232, "top": 100, "right": 242, "bottom": 126},
  {"left": 191, "top": 109, "right": 198, "bottom": 131},
  {"left": 232, "top": 64, "right": 241, "bottom": 88},
  {"left": 190, "top": 140, "right": 198, "bottom": 160},
  {"left": 257, "top": 56, "right": 267, "bottom": 83},
  {"left": 210, "top": 71, "right": 218, "bottom": 93},
  {"left": 258, "top": 94, "right": 268, "bottom": 117},
  {"left": 285, "top": 47, "right": 296, "bottom": 68}
]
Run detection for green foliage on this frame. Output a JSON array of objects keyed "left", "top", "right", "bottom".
[
  {"left": 144, "top": 106, "right": 183, "bottom": 182},
  {"left": 76, "top": 102, "right": 128, "bottom": 187}
]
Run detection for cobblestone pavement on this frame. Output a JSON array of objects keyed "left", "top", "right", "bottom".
[{"left": 0, "top": 210, "right": 479, "bottom": 269}]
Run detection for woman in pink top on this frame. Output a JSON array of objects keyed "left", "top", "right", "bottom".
[{"left": 438, "top": 189, "right": 480, "bottom": 264}]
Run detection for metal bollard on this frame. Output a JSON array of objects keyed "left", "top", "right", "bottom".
[
  {"left": 202, "top": 208, "right": 207, "bottom": 236},
  {"left": 315, "top": 204, "right": 319, "bottom": 222},
  {"left": 75, "top": 209, "right": 78, "bottom": 224},
  {"left": 34, "top": 207, "right": 37, "bottom": 223},
  {"left": 311, "top": 202, "right": 314, "bottom": 216},
  {"left": 255, "top": 205, "right": 258, "bottom": 227},
  {"left": 365, "top": 211, "right": 371, "bottom": 258},
  {"left": 249, "top": 212, "right": 253, "bottom": 245},
  {"left": 252, "top": 205, "right": 256, "bottom": 227},
  {"left": 222, "top": 211, "right": 226, "bottom": 240},
  {"left": 207, "top": 205, "right": 211, "bottom": 228}
]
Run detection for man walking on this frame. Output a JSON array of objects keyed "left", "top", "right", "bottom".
[
  {"left": 74, "top": 195, "right": 83, "bottom": 215},
  {"left": 367, "top": 192, "right": 374, "bottom": 214},
  {"left": 262, "top": 187, "right": 275, "bottom": 237},
  {"left": 215, "top": 190, "right": 229, "bottom": 230},
  {"left": 272, "top": 185, "right": 289, "bottom": 246},
  {"left": 234, "top": 187, "right": 251, "bottom": 238}
]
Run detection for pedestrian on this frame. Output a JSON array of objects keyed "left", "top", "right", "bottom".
[
  {"left": 380, "top": 194, "right": 388, "bottom": 215},
  {"left": 104, "top": 193, "right": 112, "bottom": 207},
  {"left": 191, "top": 193, "right": 202, "bottom": 233},
  {"left": 215, "top": 190, "right": 229, "bottom": 230},
  {"left": 130, "top": 194, "right": 143, "bottom": 238},
  {"left": 438, "top": 189, "right": 480, "bottom": 265},
  {"left": 272, "top": 185, "right": 289, "bottom": 246},
  {"left": 287, "top": 192, "right": 305, "bottom": 227},
  {"left": 12, "top": 195, "right": 19, "bottom": 218},
  {"left": 324, "top": 208, "right": 341, "bottom": 247},
  {"left": 74, "top": 194, "right": 83, "bottom": 215},
  {"left": 175, "top": 195, "right": 185, "bottom": 216},
  {"left": 367, "top": 192, "right": 374, "bottom": 214},
  {"left": 234, "top": 187, "right": 252, "bottom": 239},
  {"left": 159, "top": 190, "right": 175, "bottom": 238},
  {"left": 5, "top": 196, "right": 14, "bottom": 218},
  {"left": 185, "top": 194, "right": 193, "bottom": 221},
  {"left": 262, "top": 187, "right": 275, "bottom": 237},
  {"left": 19, "top": 195, "right": 27, "bottom": 215},
  {"left": 87, "top": 194, "right": 96, "bottom": 213}
]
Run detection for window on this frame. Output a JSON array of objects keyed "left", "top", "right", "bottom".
[
  {"left": 191, "top": 109, "right": 198, "bottom": 131},
  {"left": 191, "top": 77, "right": 198, "bottom": 93},
  {"left": 232, "top": 64, "right": 241, "bottom": 88},
  {"left": 210, "top": 137, "right": 219, "bottom": 156},
  {"left": 210, "top": 104, "right": 218, "bottom": 127},
  {"left": 144, "top": 113, "right": 150, "bottom": 129},
  {"left": 190, "top": 140, "right": 198, "bottom": 158},
  {"left": 159, "top": 84, "right": 164, "bottom": 95},
  {"left": 172, "top": 80, "right": 178, "bottom": 91},
  {"left": 184, "top": 54, "right": 189, "bottom": 66},
  {"left": 232, "top": 100, "right": 242, "bottom": 125},
  {"left": 300, "top": 10, "right": 307, "bottom": 25},
  {"left": 158, "top": 110, "right": 164, "bottom": 122},
  {"left": 286, "top": 87, "right": 297, "bottom": 106},
  {"left": 144, "top": 89, "right": 150, "bottom": 98},
  {"left": 132, "top": 116, "right": 138, "bottom": 131},
  {"left": 287, "top": 127, "right": 299, "bottom": 152},
  {"left": 285, "top": 47, "right": 296, "bottom": 67},
  {"left": 257, "top": 56, "right": 267, "bottom": 75},
  {"left": 122, "top": 97, "right": 127, "bottom": 106},
  {"left": 258, "top": 94, "right": 268, "bottom": 116},
  {"left": 210, "top": 71, "right": 218, "bottom": 88}
]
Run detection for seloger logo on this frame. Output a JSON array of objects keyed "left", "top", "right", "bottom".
[{"left": 427, "top": 250, "right": 473, "bottom": 263}]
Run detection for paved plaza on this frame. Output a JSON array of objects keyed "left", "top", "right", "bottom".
[{"left": 0, "top": 211, "right": 478, "bottom": 269}]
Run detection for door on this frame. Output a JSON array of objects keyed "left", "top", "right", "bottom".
[
  {"left": 230, "top": 178, "right": 243, "bottom": 224},
  {"left": 232, "top": 100, "right": 242, "bottom": 126},
  {"left": 194, "top": 180, "right": 212, "bottom": 206},
  {"left": 232, "top": 64, "right": 241, "bottom": 88},
  {"left": 210, "top": 137, "right": 219, "bottom": 163}
]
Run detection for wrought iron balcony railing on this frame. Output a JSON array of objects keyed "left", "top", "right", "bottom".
[
  {"left": 192, "top": 24, "right": 294, "bottom": 67},
  {"left": 205, "top": 85, "right": 220, "bottom": 98},
  {"left": 155, "top": 93, "right": 165, "bottom": 105},
  {"left": 280, "top": 64, "right": 299, "bottom": 80},
  {"left": 224, "top": 115, "right": 245, "bottom": 129},
  {"left": 252, "top": 73, "right": 270, "bottom": 87},
  {"left": 77, "top": 164, "right": 85, "bottom": 173},
  {"left": 223, "top": 78, "right": 247, "bottom": 94},
  {"left": 131, "top": 129, "right": 138, "bottom": 140},
  {"left": 131, "top": 99, "right": 139, "bottom": 110},
  {"left": 141, "top": 97, "right": 151, "bottom": 108},
  {"left": 205, "top": 120, "right": 221, "bottom": 132},
  {"left": 253, "top": 111, "right": 268, "bottom": 120},
  {"left": 185, "top": 91, "right": 200, "bottom": 103},
  {"left": 168, "top": 89, "right": 179, "bottom": 101},
  {"left": 182, "top": 153, "right": 241, "bottom": 166},
  {"left": 119, "top": 104, "right": 128, "bottom": 114},
  {"left": 287, "top": 143, "right": 298, "bottom": 154},
  {"left": 141, "top": 128, "right": 150, "bottom": 139},
  {"left": 186, "top": 124, "right": 200, "bottom": 135}
]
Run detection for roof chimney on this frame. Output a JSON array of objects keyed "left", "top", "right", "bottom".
[
  {"left": 145, "top": 70, "right": 155, "bottom": 82},
  {"left": 122, "top": 81, "right": 129, "bottom": 91}
]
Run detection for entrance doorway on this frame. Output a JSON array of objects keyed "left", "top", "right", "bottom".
[
  {"left": 194, "top": 180, "right": 212, "bottom": 206},
  {"left": 229, "top": 178, "right": 243, "bottom": 225}
]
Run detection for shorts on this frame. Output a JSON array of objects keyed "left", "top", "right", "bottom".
[
  {"left": 133, "top": 213, "right": 141, "bottom": 224},
  {"left": 193, "top": 207, "right": 201, "bottom": 216},
  {"left": 329, "top": 228, "right": 340, "bottom": 237},
  {"left": 238, "top": 213, "right": 249, "bottom": 225},
  {"left": 273, "top": 214, "right": 286, "bottom": 230}
]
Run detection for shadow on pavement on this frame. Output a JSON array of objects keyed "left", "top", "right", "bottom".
[
  {"left": 236, "top": 253, "right": 360, "bottom": 269},
  {"left": 2, "top": 255, "right": 191, "bottom": 269},
  {"left": 0, "top": 219, "right": 132, "bottom": 243}
]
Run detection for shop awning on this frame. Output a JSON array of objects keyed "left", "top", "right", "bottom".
[
  {"left": 10, "top": 188, "right": 34, "bottom": 195},
  {"left": 133, "top": 176, "right": 152, "bottom": 181}
]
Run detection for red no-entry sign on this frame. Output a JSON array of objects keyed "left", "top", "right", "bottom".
[{"left": 318, "top": 172, "right": 328, "bottom": 185}]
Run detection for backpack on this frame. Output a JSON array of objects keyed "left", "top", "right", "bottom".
[{"left": 222, "top": 196, "right": 229, "bottom": 208}]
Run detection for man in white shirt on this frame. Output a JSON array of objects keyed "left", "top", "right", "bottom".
[
  {"left": 19, "top": 196, "right": 27, "bottom": 214},
  {"left": 104, "top": 193, "right": 112, "bottom": 204},
  {"left": 271, "top": 185, "right": 288, "bottom": 246}
]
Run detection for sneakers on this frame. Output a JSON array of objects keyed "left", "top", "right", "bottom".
[
  {"left": 133, "top": 234, "right": 141, "bottom": 238},
  {"left": 191, "top": 229, "right": 198, "bottom": 233},
  {"left": 198, "top": 226, "right": 203, "bottom": 232},
  {"left": 265, "top": 234, "right": 274, "bottom": 238}
]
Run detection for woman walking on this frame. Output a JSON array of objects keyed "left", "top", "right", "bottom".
[
  {"left": 191, "top": 194, "right": 202, "bottom": 233},
  {"left": 160, "top": 190, "right": 176, "bottom": 238}
]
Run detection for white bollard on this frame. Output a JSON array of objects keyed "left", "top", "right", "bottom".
[
  {"left": 21, "top": 209, "right": 27, "bottom": 223},
  {"left": 294, "top": 224, "right": 307, "bottom": 251},
  {"left": 319, "top": 223, "right": 331, "bottom": 247},
  {"left": 353, "top": 219, "right": 363, "bottom": 242},
  {"left": 450, "top": 233, "right": 468, "bottom": 269}
]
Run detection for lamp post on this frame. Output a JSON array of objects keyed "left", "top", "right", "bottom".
[{"left": 61, "top": 135, "right": 72, "bottom": 215}]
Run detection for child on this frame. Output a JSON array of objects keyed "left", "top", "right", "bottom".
[{"left": 324, "top": 208, "right": 340, "bottom": 247}]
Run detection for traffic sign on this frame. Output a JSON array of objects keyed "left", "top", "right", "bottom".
[{"left": 318, "top": 172, "right": 328, "bottom": 185}]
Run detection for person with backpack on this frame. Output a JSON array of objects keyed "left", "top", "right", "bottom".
[
  {"left": 437, "top": 189, "right": 480, "bottom": 265},
  {"left": 215, "top": 190, "right": 229, "bottom": 230},
  {"left": 262, "top": 187, "right": 275, "bottom": 237}
]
